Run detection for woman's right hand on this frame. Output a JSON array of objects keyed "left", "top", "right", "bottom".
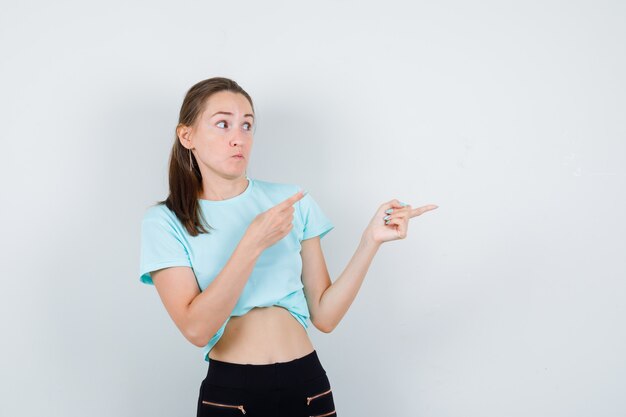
[{"left": 244, "top": 190, "right": 306, "bottom": 253}]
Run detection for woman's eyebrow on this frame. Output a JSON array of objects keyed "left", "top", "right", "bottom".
[{"left": 210, "top": 111, "right": 254, "bottom": 119}]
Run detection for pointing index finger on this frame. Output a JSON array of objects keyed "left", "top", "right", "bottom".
[
  {"left": 278, "top": 189, "right": 307, "bottom": 209},
  {"left": 409, "top": 204, "right": 439, "bottom": 217}
]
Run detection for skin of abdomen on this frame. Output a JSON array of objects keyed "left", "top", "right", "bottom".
[{"left": 208, "top": 305, "right": 315, "bottom": 364}]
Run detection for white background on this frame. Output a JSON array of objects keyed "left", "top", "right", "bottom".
[{"left": 1, "top": 1, "right": 624, "bottom": 416}]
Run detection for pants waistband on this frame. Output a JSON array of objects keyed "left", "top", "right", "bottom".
[{"left": 205, "top": 350, "right": 326, "bottom": 390}]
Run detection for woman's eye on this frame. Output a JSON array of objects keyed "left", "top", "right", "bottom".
[{"left": 216, "top": 120, "right": 252, "bottom": 130}]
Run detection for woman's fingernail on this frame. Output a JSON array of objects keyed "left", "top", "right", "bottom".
[
  {"left": 385, "top": 208, "right": 394, "bottom": 214},
  {"left": 383, "top": 215, "right": 390, "bottom": 220},
  {"left": 400, "top": 201, "right": 408, "bottom": 206}
]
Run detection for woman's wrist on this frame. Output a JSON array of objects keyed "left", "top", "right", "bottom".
[
  {"left": 361, "top": 229, "right": 382, "bottom": 248},
  {"left": 239, "top": 233, "right": 264, "bottom": 259}
]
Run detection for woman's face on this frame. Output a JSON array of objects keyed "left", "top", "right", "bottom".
[{"left": 188, "top": 90, "right": 254, "bottom": 179}]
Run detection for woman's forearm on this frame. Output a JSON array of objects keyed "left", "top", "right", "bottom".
[
  {"left": 316, "top": 233, "right": 381, "bottom": 332},
  {"left": 186, "top": 237, "right": 262, "bottom": 346}
]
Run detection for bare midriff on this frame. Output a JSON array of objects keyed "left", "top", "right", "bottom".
[{"left": 208, "top": 305, "right": 315, "bottom": 365}]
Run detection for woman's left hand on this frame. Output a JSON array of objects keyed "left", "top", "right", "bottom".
[{"left": 363, "top": 199, "right": 438, "bottom": 244}]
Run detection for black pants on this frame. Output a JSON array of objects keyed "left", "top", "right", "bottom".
[{"left": 197, "top": 350, "right": 337, "bottom": 417}]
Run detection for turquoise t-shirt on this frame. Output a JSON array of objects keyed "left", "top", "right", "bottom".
[{"left": 139, "top": 176, "right": 334, "bottom": 362}]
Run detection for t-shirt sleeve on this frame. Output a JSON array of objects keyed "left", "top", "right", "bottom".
[
  {"left": 298, "top": 191, "right": 334, "bottom": 241},
  {"left": 139, "top": 209, "right": 192, "bottom": 285}
]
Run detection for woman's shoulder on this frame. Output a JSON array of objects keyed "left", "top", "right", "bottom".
[
  {"left": 140, "top": 202, "right": 191, "bottom": 239},
  {"left": 252, "top": 177, "right": 301, "bottom": 195},
  {"left": 141, "top": 201, "right": 177, "bottom": 225}
]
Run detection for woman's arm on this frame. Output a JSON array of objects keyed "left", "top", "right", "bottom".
[
  {"left": 301, "top": 233, "right": 380, "bottom": 333},
  {"left": 152, "top": 236, "right": 262, "bottom": 347},
  {"left": 301, "top": 199, "right": 438, "bottom": 332},
  {"left": 151, "top": 191, "right": 304, "bottom": 347}
]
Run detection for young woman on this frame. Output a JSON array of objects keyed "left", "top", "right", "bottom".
[{"left": 139, "top": 77, "right": 438, "bottom": 417}]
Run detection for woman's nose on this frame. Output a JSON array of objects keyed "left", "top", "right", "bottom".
[{"left": 230, "top": 131, "right": 249, "bottom": 145}]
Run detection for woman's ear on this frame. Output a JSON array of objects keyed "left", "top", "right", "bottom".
[{"left": 176, "top": 123, "right": 193, "bottom": 149}]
